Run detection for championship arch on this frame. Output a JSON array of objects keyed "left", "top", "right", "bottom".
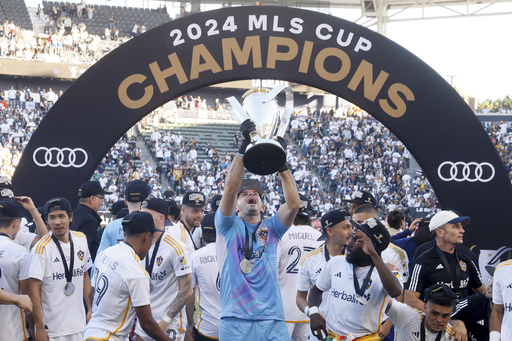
[{"left": 12, "top": 6, "right": 512, "bottom": 275}]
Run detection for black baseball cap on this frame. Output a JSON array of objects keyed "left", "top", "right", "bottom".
[
  {"left": 210, "top": 195, "right": 222, "bottom": 212},
  {"left": 297, "top": 193, "right": 313, "bottom": 217},
  {"left": 237, "top": 179, "right": 263, "bottom": 198},
  {"left": 44, "top": 197, "right": 73, "bottom": 215},
  {"left": 318, "top": 210, "right": 351, "bottom": 241},
  {"left": 182, "top": 191, "right": 206, "bottom": 206},
  {"left": 350, "top": 217, "right": 390, "bottom": 252},
  {"left": 122, "top": 211, "right": 164, "bottom": 233},
  {"left": 125, "top": 180, "right": 150, "bottom": 203},
  {"left": 111, "top": 200, "right": 127, "bottom": 215},
  {"left": 343, "top": 190, "right": 377, "bottom": 206},
  {"left": 423, "top": 283, "right": 456, "bottom": 302},
  {"left": 142, "top": 198, "right": 169, "bottom": 216},
  {"left": 0, "top": 176, "right": 13, "bottom": 190},
  {"left": 0, "top": 200, "right": 24, "bottom": 218},
  {"left": 78, "top": 181, "right": 112, "bottom": 198},
  {"left": 201, "top": 212, "right": 216, "bottom": 234}
]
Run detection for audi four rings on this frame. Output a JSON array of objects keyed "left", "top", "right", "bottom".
[
  {"left": 437, "top": 161, "right": 495, "bottom": 183},
  {"left": 33, "top": 147, "right": 88, "bottom": 168}
]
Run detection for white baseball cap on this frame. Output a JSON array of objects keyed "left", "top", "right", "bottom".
[{"left": 429, "top": 211, "right": 470, "bottom": 232}]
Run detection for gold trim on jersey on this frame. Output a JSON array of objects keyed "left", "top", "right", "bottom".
[
  {"left": 496, "top": 259, "right": 512, "bottom": 270},
  {"left": 196, "top": 328, "right": 219, "bottom": 340},
  {"left": 376, "top": 294, "right": 388, "bottom": 334},
  {"left": 109, "top": 296, "right": 132, "bottom": 337},
  {"left": 71, "top": 231, "right": 86, "bottom": 239},
  {"left": 132, "top": 251, "right": 149, "bottom": 277},
  {"left": 300, "top": 245, "right": 323, "bottom": 266},
  {"left": 163, "top": 235, "right": 185, "bottom": 255},
  {"left": 18, "top": 283, "right": 27, "bottom": 340},
  {"left": 388, "top": 243, "right": 407, "bottom": 262},
  {"left": 34, "top": 234, "right": 52, "bottom": 255}
]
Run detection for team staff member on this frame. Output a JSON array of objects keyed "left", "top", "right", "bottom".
[
  {"left": 386, "top": 284, "right": 459, "bottom": 341},
  {"left": 308, "top": 218, "right": 402, "bottom": 340},
  {"left": 278, "top": 193, "right": 322, "bottom": 341},
  {"left": 29, "top": 197, "right": 93, "bottom": 341},
  {"left": 187, "top": 213, "right": 221, "bottom": 340},
  {"left": 215, "top": 119, "right": 300, "bottom": 340},
  {"left": 296, "top": 210, "right": 353, "bottom": 341},
  {"left": 71, "top": 181, "right": 111, "bottom": 248},
  {"left": 96, "top": 180, "right": 150, "bottom": 256},
  {"left": 84, "top": 212, "right": 174, "bottom": 341},
  {"left": 490, "top": 259, "right": 512, "bottom": 341},
  {"left": 168, "top": 191, "right": 206, "bottom": 252},
  {"left": 135, "top": 198, "right": 193, "bottom": 341},
  {"left": 406, "top": 210, "right": 486, "bottom": 311},
  {"left": 0, "top": 200, "right": 33, "bottom": 340}
]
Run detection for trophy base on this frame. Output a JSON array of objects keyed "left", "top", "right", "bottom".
[{"left": 243, "top": 139, "right": 286, "bottom": 176}]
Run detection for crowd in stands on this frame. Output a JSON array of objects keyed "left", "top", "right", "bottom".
[{"left": 1, "top": 86, "right": 511, "bottom": 220}]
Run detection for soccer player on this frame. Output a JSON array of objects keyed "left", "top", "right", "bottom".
[
  {"left": 278, "top": 193, "right": 322, "bottom": 340},
  {"left": 308, "top": 217, "right": 402, "bottom": 340},
  {"left": 135, "top": 198, "right": 193, "bottom": 341},
  {"left": 0, "top": 200, "right": 33, "bottom": 340},
  {"left": 296, "top": 210, "right": 353, "bottom": 341},
  {"left": 386, "top": 283, "right": 458, "bottom": 341},
  {"left": 490, "top": 259, "right": 512, "bottom": 341},
  {"left": 187, "top": 213, "right": 221, "bottom": 340},
  {"left": 215, "top": 119, "right": 300, "bottom": 339},
  {"left": 84, "top": 211, "right": 174, "bottom": 341},
  {"left": 29, "top": 197, "right": 93, "bottom": 341}
]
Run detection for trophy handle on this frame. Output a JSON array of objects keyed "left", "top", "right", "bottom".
[
  {"left": 276, "top": 86, "right": 293, "bottom": 137},
  {"left": 227, "top": 96, "right": 250, "bottom": 124}
]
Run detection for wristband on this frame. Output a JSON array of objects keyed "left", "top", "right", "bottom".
[
  {"left": 304, "top": 306, "right": 309, "bottom": 316},
  {"left": 490, "top": 331, "right": 501, "bottom": 341},
  {"left": 309, "top": 306, "right": 319, "bottom": 316},
  {"left": 162, "top": 314, "right": 172, "bottom": 324}
]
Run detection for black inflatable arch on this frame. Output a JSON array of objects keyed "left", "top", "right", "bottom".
[{"left": 13, "top": 6, "right": 512, "bottom": 254}]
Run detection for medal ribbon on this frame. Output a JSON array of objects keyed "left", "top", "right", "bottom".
[
  {"left": 435, "top": 245, "right": 461, "bottom": 293},
  {"left": 352, "top": 264, "right": 375, "bottom": 299},
  {"left": 52, "top": 232, "right": 74, "bottom": 284},
  {"left": 243, "top": 221, "right": 261, "bottom": 262},
  {"left": 145, "top": 233, "right": 163, "bottom": 275}
]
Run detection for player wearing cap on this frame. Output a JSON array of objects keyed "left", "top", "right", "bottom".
[
  {"left": 89, "top": 200, "right": 127, "bottom": 261},
  {"left": 96, "top": 180, "right": 150, "bottom": 257},
  {"left": 342, "top": 190, "right": 377, "bottom": 216},
  {"left": 29, "top": 197, "right": 93, "bottom": 341},
  {"left": 0, "top": 200, "right": 33, "bottom": 340},
  {"left": 296, "top": 210, "right": 353, "bottom": 341},
  {"left": 308, "top": 217, "right": 402, "bottom": 340},
  {"left": 386, "top": 283, "right": 458, "bottom": 341},
  {"left": 406, "top": 210, "right": 486, "bottom": 311},
  {"left": 135, "top": 198, "right": 193, "bottom": 341},
  {"left": 187, "top": 213, "right": 221, "bottom": 340},
  {"left": 277, "top": 193, "right": 322, "bottom": 340},
  {"left": 215, "top": 119, "right": 300, "bottom": 340},
  {"left": 191, "top": 195, "right": 221, "bottom": 249},
  {"left": 84, "top": 212, "right": 174, "bottom": 341},
  {"left": 490, "top": 259, "right": 512, "bottom": 341},
  {"left": 71, "top": 180, "right": 112, "bottom": 249},
  {"left": 168, "top": 191, "right": 205, "bottom": 252},
  {"left": 352, "top": 204, "right": 410, "bottom": 340}
]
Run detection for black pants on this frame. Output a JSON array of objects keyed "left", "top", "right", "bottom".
[{"left": 193, "top": 327, "right": 217, "bottom": 341}]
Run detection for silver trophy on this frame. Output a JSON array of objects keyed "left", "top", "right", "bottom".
[{"left": 227, "top": 85, "right": 293, "bottom": 175}]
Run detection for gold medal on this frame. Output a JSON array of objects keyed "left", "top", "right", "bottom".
[{"left": 240, "top": 258, "right": 253, "bottom": 274}]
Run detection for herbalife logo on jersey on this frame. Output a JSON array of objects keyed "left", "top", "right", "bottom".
[
  {"left": 505, "top": 303, "right": 512, "bottom": 312},
  {"left": 331, "top": 289, "right": 371, "bottom": 305}
]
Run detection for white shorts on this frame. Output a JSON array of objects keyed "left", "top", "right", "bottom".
[{"left": 50, "top": 332, "right": 82, "bottom": 341}]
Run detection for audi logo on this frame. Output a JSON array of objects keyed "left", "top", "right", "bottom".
[
  {"left": 437, "top": 161, "right": 495, "bottom": 183},
  {"left": 33, "top": 147, "right": 88, "bottom": 168}
]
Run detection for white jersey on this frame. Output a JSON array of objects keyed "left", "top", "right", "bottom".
[
  {"left": 315, "top": 255, "right": 391, "bottom": 338},
  {"left": 189, "top": 242, "right": 221, "bottom": 339},
  {"left": 382, "top": 243, "right": 409, "bottom": 284},
  {"left": 166, "top": 222, "right": 196, "bottom": 253},
  {"left": 14, "top": 230, "right": 37, "bottom": 250},
  {"left": 492, "top": 259, "right": 512, "bottom": 340},
  {"left": 387, "top": 300, "right": 453, "bottom": 341},
  {"left": 135, "top": 232, "right": 192, "bottom": 340},
  {"left": 84, "top": 242, "right": 151, "bottom": 340},
  {"left": 278, "top": 224, "right": 322, "bottom": 322},
  {"left": 191, "top": 227, "right": 204, "bottom": 249},
  {"left": 0, "top": 235, "right": 31, "bottom": 340},
  {"left": 296, "top": 244, "right": 333, "bottom": 341},
  {"left": 29, "top": 232, "right": 92, "bottom": 337}
]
